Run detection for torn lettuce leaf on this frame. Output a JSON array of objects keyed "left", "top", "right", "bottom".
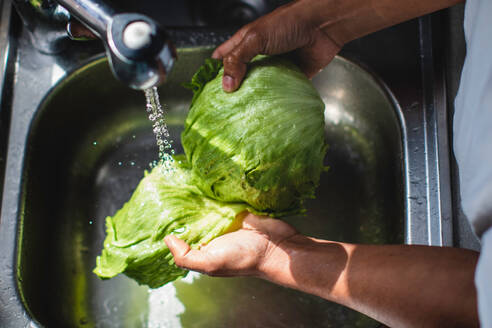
[{"left": 94, "top": 159, "right": 247, "bottom": 288}]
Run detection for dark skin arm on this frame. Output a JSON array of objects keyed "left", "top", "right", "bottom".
[
  {"left": 213, "top": 0, "right": 464, "bottom": 92},
  {"left": 165, "top": 0, "right": 478, "bottom": 327},
  {"left": 165, "top": 213, "right": 479, "bottom": 328}
]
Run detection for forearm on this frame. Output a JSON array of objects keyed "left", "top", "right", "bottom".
[
  {"left": 298, "top": 0, "right": 464, "bottom": 45},
  {"left": 259, "top": 235, "right": 479, "bottom": 327}
]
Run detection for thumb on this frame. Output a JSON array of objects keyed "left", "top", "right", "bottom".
[
  {"left": 221, "top": 29, "right": 264, "bottom": 92},
  {"left": 165, "top": 235, "right": 190, "bottom": 259},
  {"left": 164, "top": 235, "right": 212, "bottom": 272}
]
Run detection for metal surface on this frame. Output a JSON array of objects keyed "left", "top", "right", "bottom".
[
  {"left": 57, "top": 0, "right": 113, "bottom": 34},
  {"left": 12, "top": 50, "right": 400, "bottom": 327},
  {"left": 414, "top": 15, "right": 453, "bottom": 246},
  {"left": 0, "top": 0, "right": 13, "bottom": 217},
  {"left": 0, "top": 0, "right": 12, "bottom": 95},
  {"left": 12, "top": 0, "right": 70, "bottom": 53},
  {"left": 0, "top": 8, "right": 454, "bottom": 328}
]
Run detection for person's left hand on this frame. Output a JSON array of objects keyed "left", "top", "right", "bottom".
[{"left": 164, "top": 212, "right": 297, "bottom": 277}]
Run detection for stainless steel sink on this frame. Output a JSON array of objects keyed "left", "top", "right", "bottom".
[
  {"left": 7, "top": 47, "right": 402, "bottom": 327},
  {"left": 0, "top": 5, "right": 454, "bottom": 327}
]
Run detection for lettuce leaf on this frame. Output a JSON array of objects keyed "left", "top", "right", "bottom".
[{"left": 94, "top": 158, "right": 247, "bottom": 288}]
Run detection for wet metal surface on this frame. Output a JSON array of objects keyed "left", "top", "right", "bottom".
[
  {"left": 0, "top": 5, "right": 452, "bottom": 327},
  {"left": 14, "top": 50, "right": 400, "bottom": 327}
]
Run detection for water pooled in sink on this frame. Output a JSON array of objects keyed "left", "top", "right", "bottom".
[{"left": 144, "top": 86, "right": 176, "bottom": 172}]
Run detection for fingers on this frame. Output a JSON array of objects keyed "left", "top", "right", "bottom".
[
  {"left": 165, "top": 235, "right": 211, "bottom": 273},
  {"left": 220, "top": 28, "right": 265, "bottom": 92},
  {"left": 212, "top": 27, "right": 250, "bottom": 59},
  {"left": 212, "top": 26, "right": 252, "bottom": 93},
  {"left": 211, "top": 22, "right": 265, "bottom": 92}
]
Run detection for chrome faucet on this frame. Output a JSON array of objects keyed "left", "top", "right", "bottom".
[{"left": 13, "top": 0, "right": 176, "bottom": 89}]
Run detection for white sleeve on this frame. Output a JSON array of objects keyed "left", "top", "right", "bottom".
[
  {"left": 452, "top": 0, "right": 492, "bottom": 325},
  {"left": 453, "top": 0, "right": 492, "bottom": 238},
  {"left": 475, "top": 228, "right": 492, "bottom": 327}
]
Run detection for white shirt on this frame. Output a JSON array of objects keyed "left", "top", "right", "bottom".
[{"left": 453, "top": 0, "right": 492, "bottom": 325}]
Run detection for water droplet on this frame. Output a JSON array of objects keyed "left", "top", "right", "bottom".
[{"left": 93, "top": 141, "right": 97, "bottom": 146}]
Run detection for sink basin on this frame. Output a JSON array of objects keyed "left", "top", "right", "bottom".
[{"left": 12, "top": 47, "right": 403, "bottom": 327}]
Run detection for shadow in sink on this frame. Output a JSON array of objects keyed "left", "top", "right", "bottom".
[{"left": 16, "top": 47, "right": 403, "bottom": 327}]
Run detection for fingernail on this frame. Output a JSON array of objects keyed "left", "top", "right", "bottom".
[{"left": 223, "top": 75, "right": 235, "bottom": 92}]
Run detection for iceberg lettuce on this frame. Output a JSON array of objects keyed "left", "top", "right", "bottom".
[
  {"left": 94, "top": 56, "right": 326, "bottom": 287},
  {"left": 182, "top": 56, "right": 326, "bottom": 216}
]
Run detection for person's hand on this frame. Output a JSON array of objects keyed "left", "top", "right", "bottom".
[
  {"left": 164, "top": 212, "right": 297, "bottom": 277},
  {"left": 212, "top": 0, "right": 343, "bottom": 92}
]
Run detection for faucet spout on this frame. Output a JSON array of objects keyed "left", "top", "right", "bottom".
[
  {"left": 56, "top": 0, "right": 176, "bottom": 89},
  {"left": 14, "top": 0, "right": 176, "bottom": 89}
]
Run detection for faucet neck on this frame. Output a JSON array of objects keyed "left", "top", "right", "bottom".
[{"left": 56, "top": 0, "right": 113, "bottom": 39}]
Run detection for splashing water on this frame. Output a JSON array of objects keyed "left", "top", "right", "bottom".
[{"left": 144, "top": 87, "right": 175, "bottom": 173}]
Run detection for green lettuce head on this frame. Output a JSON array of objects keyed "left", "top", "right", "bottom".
[
  {"left": 94, "top": 56, "right": 327, "bottom": 288},
  {"left": 182, "top": 56, "right": 326, "bottom": 216}
]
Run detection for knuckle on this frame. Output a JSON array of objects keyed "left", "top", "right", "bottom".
[
  {"left": 223, "top": 53, "right": 241, "bottom": 66},
  {"left": 237, "top": 24, "right": 252, "bottom": 40},
  {"left": 243, "top": 26, "right": 264, "bottom": 50}
]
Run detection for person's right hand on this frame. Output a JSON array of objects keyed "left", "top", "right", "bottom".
[
  {"left": 164, "top": 212, "right": 298, "bottom": 277},
  {"left": 212, "top": 0, "right": 343, "bottom": 92}
]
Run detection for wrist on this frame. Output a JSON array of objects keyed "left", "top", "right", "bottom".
[
  {"left": 257, "top": 234, "right": 352, "bottom": 302},
  {"left": 294, "top": 0, "right": 354, "bottom": 46},
  {"left": 256, "top": 233, "right": 306, "bottom": 281}
]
